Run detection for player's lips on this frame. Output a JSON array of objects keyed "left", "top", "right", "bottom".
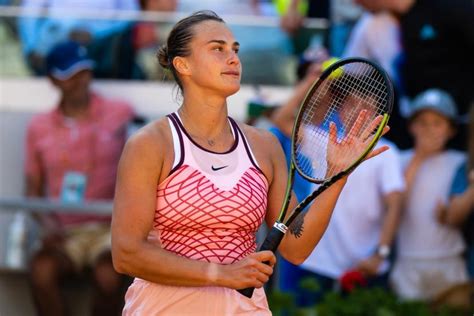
[{"left": 221, "top": 70, "right": 240, "bottom": 76}]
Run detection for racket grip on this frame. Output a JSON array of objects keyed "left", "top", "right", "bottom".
[{"left": 237, "top": 223, "right": 287, "bottom": 298}]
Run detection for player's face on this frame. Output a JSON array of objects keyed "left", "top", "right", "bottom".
[
  {"left": 410, "top": 110, "right": 455, "bottom": 153},
  {"left": 184, "top": 21, "right": 241, "bottom": 97}
]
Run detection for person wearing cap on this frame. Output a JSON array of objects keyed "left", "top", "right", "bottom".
[
  {"left": 18, "top": 0, "right": 139, "bottom": 75},
  {"left": 24, "top": 41, "right": 135, "bottom": 315},
  {"left": 390, "top": 88, "right": 469, "bottom": 301}
]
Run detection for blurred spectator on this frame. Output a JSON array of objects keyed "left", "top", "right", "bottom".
[
  {"left": 133, "top": 0, "right": 178, "bottom": 80},
  {"left": 18, "top": 0, "right": 139, "bottom": 75},
  {"left": 329, "top": 0, "right": 362, "bottom": 56},
  {"left": 0, "top": 0, "right": 18, "bottom": 5},
  {"left": 245, "top": 86, "right": 279, "bottom": 130},
  {"left": 269, "top": 56, "right": 405, "bottom": 306},
  {"left": 397, "top": 0, "right": 473, "bottom": 120},
  {"left": 278, "top": 0, "right": 362, "bottom": 56},
  {"left": 390, "top": 89, "right": 469, "bottom": 301},
  {"left": 88, "top": 0, "right": 178, "bottom": 80},
  {"left": 279, "top": 0, "right": 330, "bottom": 35},
  {"left": 341, "top": 6, "right": 411, "bottom": 149},
  {"left": 342, "top": 11, "right": 399, "bottom": 87},
  {"left": 355, "top": 0, "right": 474, "bottom": 150},
  {"left": 134, "top": 0, "right": 177, "bottom": 50},
  {"left": 25, "top": 41, "right": 135, "bottom": 316},
  {"left": 297, "top": 137, "right": 404, "bottom": 304},
  {"left": 439, "top": 107, "right": 474, "bottom": 279}
]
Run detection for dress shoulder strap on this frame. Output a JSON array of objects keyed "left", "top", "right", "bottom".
[
  {"left": 228, "top": 117, "right": 263, "bottom": 173},
  {"left": 166, "top": 113, "right": 185, "bottom": 175}
]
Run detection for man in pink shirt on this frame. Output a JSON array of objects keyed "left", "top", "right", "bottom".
[{"left": 25, "top": 41, "right": 135, "bottom": 316}]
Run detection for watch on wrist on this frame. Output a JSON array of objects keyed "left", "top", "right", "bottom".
[{"left": 376, "top": 245, "right": 391, "bottom": 259}]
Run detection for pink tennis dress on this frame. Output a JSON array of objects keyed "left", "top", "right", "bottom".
[{"left": 123, "top": 113, "right": 271, "bottom": 315}]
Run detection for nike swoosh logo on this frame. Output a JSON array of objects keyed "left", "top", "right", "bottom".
[{"left": 211, "top": 165, "right": 228, "bottom": 171}]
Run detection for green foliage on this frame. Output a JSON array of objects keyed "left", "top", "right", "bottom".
[
  {"left": 268, "top": 277, "right": 469, "bottom": 316},
  {"left": 315, "top": 288, "right": 468, "bottom": 316},
  {"left": 267, "top": 290, "right": 297, "bottom": 316},
  {"left": 298, "top": 277, "right": 321, "bottom": 293}
]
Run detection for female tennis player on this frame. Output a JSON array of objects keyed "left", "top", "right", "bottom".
[{"left": 111, "top": 10, "right": 389, "bottom": 315}]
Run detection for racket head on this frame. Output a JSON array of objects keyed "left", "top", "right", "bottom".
[{"left": 291, "top": 57, "right": 394, "bottom": 183}]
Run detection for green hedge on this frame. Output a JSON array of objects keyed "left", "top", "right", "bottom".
[{"left": 268, "top": 281, "right": 469, "bottom": 316}]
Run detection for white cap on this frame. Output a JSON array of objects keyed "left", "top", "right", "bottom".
[{"left": 409, "top": 89, "right": 458, "bottom": 121}]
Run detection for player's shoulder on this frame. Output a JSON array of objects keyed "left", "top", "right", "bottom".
[
  {"left": 239, "top": 122, "right": 282, "bottom": 151},
  {"left": 124, "top": 116, "right": 171, "bottom": 155}
]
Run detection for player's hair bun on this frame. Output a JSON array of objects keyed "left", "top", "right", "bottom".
[{"left": 157, "top": 44, "right": 170, "bottom": 69}]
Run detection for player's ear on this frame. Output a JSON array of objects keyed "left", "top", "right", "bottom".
[{"left": 173, "top": 56, "right": 191, "bottom": 76}]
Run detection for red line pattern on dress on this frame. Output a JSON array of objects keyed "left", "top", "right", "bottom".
[{"left": 155, "top": 165, "right": 268, "bottom": 264}]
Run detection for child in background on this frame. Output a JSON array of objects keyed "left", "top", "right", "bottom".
[
  {"left": 438, "top": 107, "right": 474, "bottom": 279},
  {"left": 390, "top": 89, "right": 469, "bottom": 301}
]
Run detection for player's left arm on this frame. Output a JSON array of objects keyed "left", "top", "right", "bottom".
[
  {"left": 244, "top": 126, "right": 345, "bottom": 264},
  {"left": 256, "top": 129, "right": 347, "bottom": 265}
]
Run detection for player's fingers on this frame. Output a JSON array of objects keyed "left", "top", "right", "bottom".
[
  {"left": 254, "top": 250, "right": 276, "bottom": 264},
  {"left": 329, "top": 121, "right": 338, "bottom": 143},
  {"left": 365, "top": 145, "right": 389, "bottom": 160},
  {"left": 254, "top": 260, "right": 274, "bottom": 276},
  {"left": 363, "top": 124, "right": 389, "bottom": 148},
  {"left": 348, "top": 109, "right": 367, "bottom": 138},
  {"left": 360, "top": 115, "right": 383, "bottom": 140},
  {"left": 255, "top": 271, "right": 270, "bottom": 284}
]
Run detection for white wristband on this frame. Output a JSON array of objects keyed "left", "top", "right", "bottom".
[{"left": 207, "top": 263, "right": 219, "bottom": 285}]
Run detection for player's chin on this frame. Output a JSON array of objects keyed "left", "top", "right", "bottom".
[{"left": 222, "top": 82, "right": 240, "bottom": 96}]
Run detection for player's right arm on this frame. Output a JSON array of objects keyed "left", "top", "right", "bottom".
[{"left": 111, "top": 119, "right": 275, "bottom": 289}]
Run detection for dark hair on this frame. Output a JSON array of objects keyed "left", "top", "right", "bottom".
[{"left": 157, "top": 10, "right": 225, "bottom": 92}]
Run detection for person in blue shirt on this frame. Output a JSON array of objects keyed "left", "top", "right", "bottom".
[
  {"left": 437, "top": 107, "right": 474, "bottom": 279},
  {"left": 18, "top": 0, "right": 139, "bottom": 75}
]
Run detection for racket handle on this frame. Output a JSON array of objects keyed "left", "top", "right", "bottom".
[{"left": 237, "top": 223, "right": 287, "bottom": 298}]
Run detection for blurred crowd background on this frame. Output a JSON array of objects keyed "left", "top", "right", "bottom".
[{"left": 0, "top": 0, "right": 472, "bottom": 315}]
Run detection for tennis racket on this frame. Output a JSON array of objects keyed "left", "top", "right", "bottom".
[{"left": 238, "top": 57, "right": 394, "bottom": 298}]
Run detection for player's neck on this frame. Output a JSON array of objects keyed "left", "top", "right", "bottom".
[{"left": 178, "top": 104, "right": 232, "bottom": 148}]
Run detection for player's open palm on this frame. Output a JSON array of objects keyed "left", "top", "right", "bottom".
[{"left": 327, "top": 110, "right": 389, "bottom": 174}]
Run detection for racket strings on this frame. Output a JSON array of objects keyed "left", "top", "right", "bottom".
[{"left": 294, "top": 62, "right": 389, "bottom": 181}]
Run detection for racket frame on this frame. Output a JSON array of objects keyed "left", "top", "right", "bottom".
[{"left": 238, "top": 57, "right": 393, "bottom": 298}]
